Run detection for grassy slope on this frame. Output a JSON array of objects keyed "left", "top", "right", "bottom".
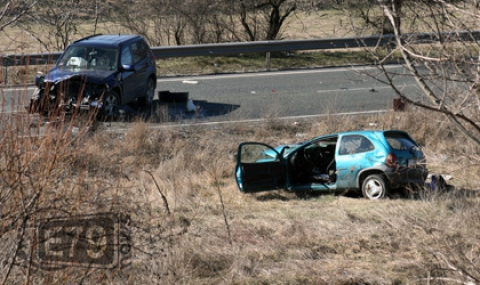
[{"left": 1, "top": 108, "right": 478, "bottom": 284}]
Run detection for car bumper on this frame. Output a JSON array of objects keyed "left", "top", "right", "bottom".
[
  {"left": 54, "top": 100, "right": 102, "bottom": 113},
  {"left": 385, "top": 167, "right": 429, "bottom": 188}
]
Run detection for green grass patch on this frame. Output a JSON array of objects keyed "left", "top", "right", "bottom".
[{"left": 157, "top": 49, "right": 387, "bottom": 77}]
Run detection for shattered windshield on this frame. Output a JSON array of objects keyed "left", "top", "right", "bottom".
[{"left": 58, "top": 46, "right": 118, "bottom": 71}]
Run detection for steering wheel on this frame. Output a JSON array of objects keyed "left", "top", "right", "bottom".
[{"left": 303, "top": 147, "right": 322, "bottom": 165}]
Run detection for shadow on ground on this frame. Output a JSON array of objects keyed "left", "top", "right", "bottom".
[
  {"left": 118, "top": 99, "right": 240, "bottom": 123},
  {"left": 23, "top": 98, "right": 240, "bottom": 133},
  {"left": 255, "top": 192, "right": 293, "bottom": 202}
]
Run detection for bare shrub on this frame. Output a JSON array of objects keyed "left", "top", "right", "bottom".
[{"left": 370, "top": 1, "right": 480, "bottom": 148}]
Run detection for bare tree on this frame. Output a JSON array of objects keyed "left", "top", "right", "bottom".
[
  {"left": 237, "top": 0, "right": 297, "bottom": 41},
  {"left": 0, "top": 0, "right": 37, "bottom": 31},
  {"left": 108, "top": 0, "right": 302, "bottom": 45},
  {"left": 373, "top": 0, "right": 480, "bottom": 145},
  {"left": 172, "top": 0, "right": 231, "bottom": 44},
  {"left": 343, "top": 0, "right": 401, "bottom": 35},
  {"left": 107, "top": 0, "right": 162, "bottom": 46},
  {"left": 109, "top": 0, "right": 235, "bottom": 45},
  {"left": 15, "top": 0, "right": 106, "bottom": 51}
]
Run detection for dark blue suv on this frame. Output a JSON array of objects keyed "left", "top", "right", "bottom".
[{"left": 30, "top": 34, "right": 157, "bottom": 116}]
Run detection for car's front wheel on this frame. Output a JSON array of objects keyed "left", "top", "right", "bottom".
[
  {"left": 361, "top": 174, "right": 388, "bottom": 200},
  {"left": 139, "top": 78, "right": 155, "bottom": 106},
  {"left": 102, "top": 91, "right": 119, "bottom": 117}
]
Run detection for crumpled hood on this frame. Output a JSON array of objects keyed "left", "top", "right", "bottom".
[{"left": 44, "top": 67, "right": 116, "bottom": 85}]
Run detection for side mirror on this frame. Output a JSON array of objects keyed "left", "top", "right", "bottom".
[{"left": 121, "top": 65, "right": 135, "bottom": 71}]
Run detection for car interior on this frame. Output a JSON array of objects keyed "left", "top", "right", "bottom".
[{"left": 289, "top": 137, "right": 338, "bottom": 185}]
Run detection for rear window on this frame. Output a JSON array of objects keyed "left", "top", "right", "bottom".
[{"left": 384, "top": 132, "right": 417, "bottom": 150}]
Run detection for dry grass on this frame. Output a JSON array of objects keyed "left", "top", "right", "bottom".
[{"left": 1, "top": 105, "right": 479, "bottom": 284}]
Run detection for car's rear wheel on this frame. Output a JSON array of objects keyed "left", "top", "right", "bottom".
[
  {"left": 361, "top": 174, "right": 388, "bottom": 200},
  {"left": 102, "top": 91, "right": 119, "bottom": 117},
  {"left": 139, "top": 78, "right": 155, "bottom": 106}
]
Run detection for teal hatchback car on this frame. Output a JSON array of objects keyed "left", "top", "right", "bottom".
[{"left": 235, "top": 130, "right": 428, "bottom": 199}]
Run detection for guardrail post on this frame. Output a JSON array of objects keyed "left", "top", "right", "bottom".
[
  {"left": 2, "top": 65, "right": 6, "bottom": 85},
  {"left": 265, "top": 52, "right": 271, "bottom": 71}
]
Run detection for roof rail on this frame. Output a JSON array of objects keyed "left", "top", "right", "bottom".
[{"left": 73, "top": 34, "right": 103, "bottom": 43}]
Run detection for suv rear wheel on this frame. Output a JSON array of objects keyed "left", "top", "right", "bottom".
[{"left": 139, "top": 78, "right": 155, "bottom": 106}]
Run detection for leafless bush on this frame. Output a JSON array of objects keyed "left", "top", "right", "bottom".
[
  {"left": 14, "top": 0, "right": 106, "bottom": 51},
  {"left": 369, "top": 1, "right": 480, "bottom": 148},
  {"left": 0, "top": 112, "right": 192, "bottom": 284}
]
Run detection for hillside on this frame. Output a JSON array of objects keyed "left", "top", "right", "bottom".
[{"left": 1, "top": 108, "right": 479, "bottom": 284}]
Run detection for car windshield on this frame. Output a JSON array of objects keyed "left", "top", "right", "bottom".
[{"left": 58, "top": 46, "right": 118, "bottom": 71}]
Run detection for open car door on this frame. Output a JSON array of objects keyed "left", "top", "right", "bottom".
[{"left": 235, "top": 142, "right": 287, "bottom": 193}]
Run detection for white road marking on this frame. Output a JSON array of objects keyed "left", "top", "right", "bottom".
[
  {"left": 1, "top": 86, "right": 36, "bottom": 92},
  {"left": 318, "top": 86, "right": 391, "bottom": 93},
  {"left": 157, "top": 65, "right": 401, "bottom": 82},
  {"left": 317, "top": 84, "right": 418, "bottom": 93},
  {"left": 106, "top": 109, "right": 390, "bottom": 133}
]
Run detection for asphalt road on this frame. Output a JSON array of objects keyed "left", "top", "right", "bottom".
[{"left": 0, "top": 65, "right": 422, "bottom": 122}]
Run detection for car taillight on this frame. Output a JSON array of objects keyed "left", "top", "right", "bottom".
[{"left": 386, "top": 153, "right": 398, "bottom": 168}]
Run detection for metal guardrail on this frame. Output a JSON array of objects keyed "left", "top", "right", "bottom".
[
  {"left": 151, "top": 31, "right": 480, "bottom": 58},
  {"left": 1, "top": 31, "right": 480, "bottom": 67}
]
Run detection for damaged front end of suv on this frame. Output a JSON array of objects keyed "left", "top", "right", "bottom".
[
  {"left": 29, "top": 43, "right": 122, "bottom": 117},
  {"left": 31, "top": 73, "right": 114, "bottom": 116}
]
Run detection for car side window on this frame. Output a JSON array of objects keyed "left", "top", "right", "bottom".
[
  {"left": 130, "top": 42, "right": 147, "bottom": 64},
  {"left": 240, "top": 144, "right": 280, "bottom": 163},
  {"left": 339, "top": 135, "right": 374, "bottom": 155},
  {"left": 121, "top": 46, "right": 133, "bottom": 66},
  {"left": 137, "top": 40, "right": 149, "bottom": 59}
]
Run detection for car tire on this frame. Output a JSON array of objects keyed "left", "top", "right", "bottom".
[
  {"left": 102, "top": 90, "right": 119, "bottom": 117},
  {"left": 139, "top": 78, "right": 155, "bottom": 106},
  {"left": 361, "top": 174, "right": 388, "bottom": 200}
]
